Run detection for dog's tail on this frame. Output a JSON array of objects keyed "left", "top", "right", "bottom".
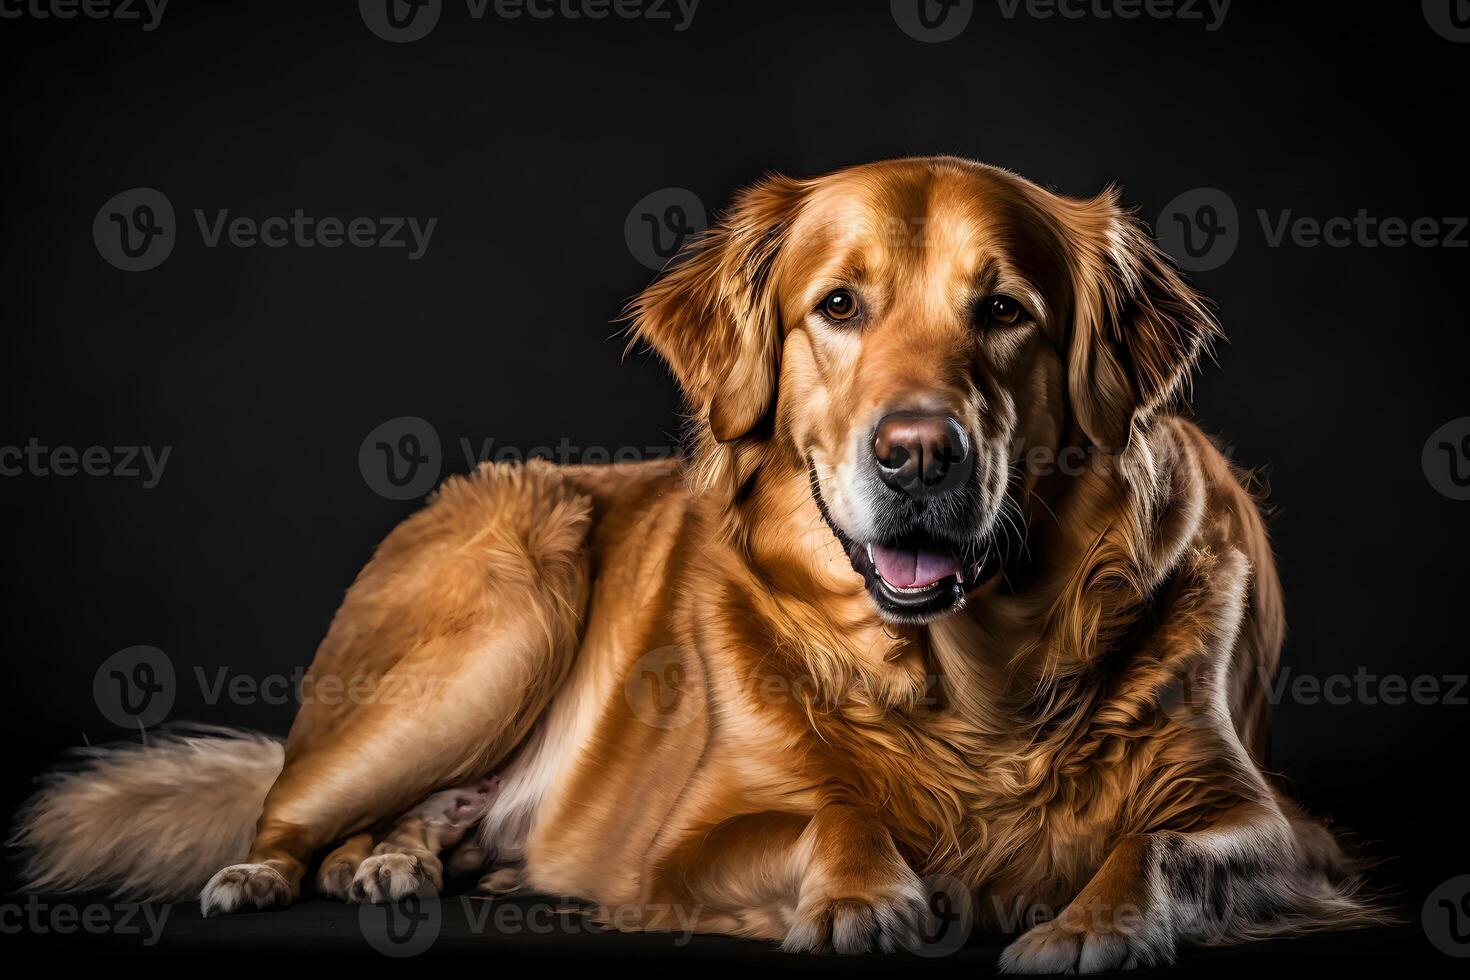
[{"left": 10, "top": 727, "right": 283, "bottom": 900}]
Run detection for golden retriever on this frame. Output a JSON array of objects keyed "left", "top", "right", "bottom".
[{"left": 15, "top": 157, "right": 1389, "bottom": 970}]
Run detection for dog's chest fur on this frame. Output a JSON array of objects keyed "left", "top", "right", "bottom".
[
  {"left": 737, "top": 536, "right": 1227, "bottom": 924},
  {"left": 708, "top": 596, "right": 1135, "bottom": 920}
]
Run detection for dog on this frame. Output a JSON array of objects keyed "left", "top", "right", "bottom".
[{"left": 14, "top": 157, "right": 1389, "bottom": 969}]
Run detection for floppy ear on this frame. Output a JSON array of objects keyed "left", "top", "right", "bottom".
[
  {"left": 1060, "top": 189, "right": 1219, "bottom": 453},
  {"left": 628, "top": 174, "right": 808, "bottom": 443}
]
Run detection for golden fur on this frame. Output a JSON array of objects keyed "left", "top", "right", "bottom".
[{"left": 15, "top": 157, "right": 1388, "bottom": 970}]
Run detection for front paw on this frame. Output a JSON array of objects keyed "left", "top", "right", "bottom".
[
  {"left": 782, "top": 876, "right": 929, "bottom": 955},
  {"left": 999, "top": 902, "right": 1172, "bottom": 974},
  {"left": 349, "top": 851, "right": 444, "bottom": 903}
]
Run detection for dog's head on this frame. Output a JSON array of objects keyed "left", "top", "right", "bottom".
[{"left": 631, "top": 158, "right": 1215, "bottom": 623}]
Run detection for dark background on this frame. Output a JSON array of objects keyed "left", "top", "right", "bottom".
[{"left": 1, "top": 0, "right": 1466, "bottom": 970}]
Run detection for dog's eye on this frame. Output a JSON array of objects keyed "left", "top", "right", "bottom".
[
  {"left": 981, "top": 295, "right": 1025, "bottom": 326},
  {"left": 819, "top": 289, "right": 859, "bottom": 322}
]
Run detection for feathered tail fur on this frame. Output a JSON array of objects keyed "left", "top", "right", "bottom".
[{"left": 10, "top": 727, "right": 283, "bottom": 900}]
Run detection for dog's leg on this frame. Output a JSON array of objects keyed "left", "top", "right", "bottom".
[
  {"left": 650, "top": 806, "right": 928, "bottom": 953},
  {"left": 998, "top": 801, "right": 1383, "bottom": 974},
  {"left": 782, "top": 805, "right": 929, "bottom": 954},
  {"left": 317, "top": 832, "right": 376, "bottom": 900},
  {"left": 349, "top": 777, "right": 500, "bottom": 903},
  {"left": 316, "top": 777, "right": 499, "bottom": 902},
  {"left": 199, "top": 462, "right": 592, "bottom": 916}
]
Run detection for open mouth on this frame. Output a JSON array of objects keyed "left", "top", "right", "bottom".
[
  {"left": 807, "top": 458, "right": 995, "bottom": 623},
  {"left": 852, "top": 534, "right": 973, "bottom": 621}
]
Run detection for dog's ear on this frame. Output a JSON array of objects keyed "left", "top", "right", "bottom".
[
  {"left": 1058, "top": 189, "right": 1219, "bottom": 453},
  {"left": 628, "top": 174, "right": 808, "bottom": 443}
]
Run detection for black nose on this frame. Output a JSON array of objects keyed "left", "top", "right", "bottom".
[{"left": 872, "top": 413, "right": 972, "bottom": 496}]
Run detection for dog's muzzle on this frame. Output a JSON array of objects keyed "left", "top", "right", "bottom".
[{"left": 808, "top": 451, "right": 997, "bottom": 625}]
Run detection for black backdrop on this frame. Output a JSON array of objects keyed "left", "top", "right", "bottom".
[{"left": 1, "top": 0, "right": 1467, "bottom": 968}]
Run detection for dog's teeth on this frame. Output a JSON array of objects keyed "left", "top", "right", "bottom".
[{"left": 866, "top": 543, "right": 875, "bottom": 565}]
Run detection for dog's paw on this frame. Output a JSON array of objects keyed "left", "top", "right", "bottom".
[
  {"left": 418, "top": 776, "right": 500, "bottom": 830},
  {"left": 316, "top": 853, "right": 359, "bottom": 902},
  {"left": 445, "top": 838, "right": 491, "bottom": 879},
  {"left": 782, "top": 878, "right": 929, "bottom": 955},
  {"left": 349, "top": 851, "right": 443, "bottom": 904},
  {"left": 998, "top": 909, "right": 1172, "bottom": 974},
  {"left": 200, "top": 863, "right": 294, "bottom": 916},
  {"left": 476, "top": 866, "right": 526, "bottom": 895}
]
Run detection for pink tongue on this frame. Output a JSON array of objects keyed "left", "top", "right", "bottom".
[{"left": 871, "top": 545, "right": 962, "bottom": 589}]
